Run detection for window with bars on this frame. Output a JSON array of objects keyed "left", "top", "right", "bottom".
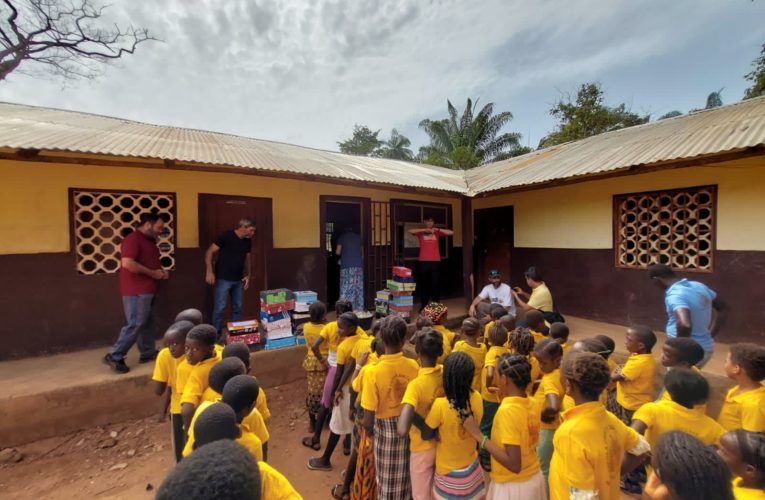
[
  {"left": 614, "top": 185, "right": 716, "bottom": 272},
  {"left": 71, "top": 189, "right": 176, "bottom": 275}
]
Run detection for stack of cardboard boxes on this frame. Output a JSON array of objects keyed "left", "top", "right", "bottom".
[
  {"left": 386, "top": 266, "right": 416, "bottom": 322},
  {"left": 260, "top": 289, "right": 296, "bottom": 349}
]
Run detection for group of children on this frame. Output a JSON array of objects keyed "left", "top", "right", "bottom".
[
  {"left": 150, "top": 308, "right": 302, "bottom": 499},
  {"left": 298, "top": 300, "right": 765, "bottom": 500}
]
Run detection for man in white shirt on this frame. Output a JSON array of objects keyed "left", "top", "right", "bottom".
[{"left": 468, "top": 269, "right": 517, "bottom": 318}]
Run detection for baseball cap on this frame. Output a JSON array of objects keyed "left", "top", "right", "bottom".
[{"left": 489, "top": 269, "right": 501, "bottom": 278}]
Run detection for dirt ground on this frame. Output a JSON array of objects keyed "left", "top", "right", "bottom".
[{"left": 0, "top": 379, "right": 340, "bottom": 500}]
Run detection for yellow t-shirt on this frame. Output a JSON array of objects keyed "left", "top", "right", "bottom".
[
  {"left": 535, "top": 368, "right": 565, "bottom": 429},
  {"left": 182, "top": 400, "right": 264, "bottom": 461},
  {"left": 152, "top": 348, "right": 183, "bottom": 414},
  {"left": 236, "top": 431, "right": 264, "bottom": 461},
  {"left": 351, "top": 334, "right": 374, "bottom": 363},
  {"left": 175, "top": 359, "right": 193, "bottom": 403},
  {"left": 303, "top": 322, "right": 328, "bottom": 359},
  {"left": 616, "top": 353, "right": 657, "bottom": 411},
  {"left": 549, "top": 402, "right": 641, "bottom": 500},
  {"left": 484, "top": 321, "right": 495, "bottom": 338},
  {"left": 320, "top": 322, "right": 366, "bottom": 355},
  {"left": 718, "top": 385, "right": 765, "bottom": 432},
  {"left": 201, "top": 386, "right": 221, "bottom": 404},
  {"left": 490, "top": 396, "right": 541, "bottom": 483},
  {"left": 241, "top": 407, "right": 270, "bottom": 444},
  {"left": 452, "top": 340, "right": 487, "bottom": 391},
  {"left": 256, "top": 387, "right": 271, "bottom": 420},
  {"left": 481, "top": 346, "right": 509, "bottom": 402},
  {"left": 528, "top": 283, "right": 553, "bottom": 311},
  {"left": 659, "top": 366, "right": 707, "bottom": 413},
  {"left": 531, "top": 330, "right": 546, "bottom": 344},
  {"left": 259, "top": 461, "right": 303, "bottom": 499},
  {"left": 336, "top": 333, "right": 364, "bottom": 367},
  {"left": 181, "top": 352, "right": 221, "bottom": 407},
  {"left": 352, "top": 359, "right": 378, "bottom": 394},
  {"left": 360, "top": 352, "right": 419, "bottom": 418},
  {"left": 633, "top": 399, "right": 725, "bottom": 451},
  {"left": 527, "top": 355, "right": 541, "bottom": 396},
  {"left": 182, "top": 400, "right": 214, "bottom": 457},
  {"left": 401, "top": 366, "right": 445, "bottom": 453},
  {"left": 425, "top": 391, "right": 484, "bottom": 474},
  {"left": 433, "top": 325, "right": 456, "bottom": 346},
  {"left": 732, "top": 477, "right": 765, "bottom": 500},
  {"left": 562, "top": 391, "right": 607, "bottom": 412},
  {"left": 560, "top": 342, "right": 570, "bottom": 353}
]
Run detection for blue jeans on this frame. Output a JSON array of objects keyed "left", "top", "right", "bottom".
[
  {"left": 110, "top": 294, "right": 158, "bottom": 361},
  {"left": 212, "top": 279, "right": 244, "bottom": 339}
]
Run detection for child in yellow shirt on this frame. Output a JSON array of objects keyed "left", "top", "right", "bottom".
[
  {"left": 152, "top": 320, "right": 193, "bottom": 462},
  {"left": 188, "top": 402, "right": 263, "bottom": 461},
  {"left": 308, "top": 312, "right": 362, "bottom": 471},
  {"left": 631, "top": 368, "right": 725, "bottom": 454},
  {"left": 463, "top": 353, "right": 546, "bottom": 498},
  {"left": 452, "top": 317, "right": 486, "bottom": 392},
  {"left": 361, "top": 316, "right": 419, "bottom": 499},
  {"left": 479, "top": 324, "right": 509, "bottom": 469},
  {"left": 221, "top": 342, "right": 270, "bottom": 420},
  {"left": 301, "top": 301, "right": 328, "bottom": 433},
  {"left": 484, "top": 303, "right": 510, "bottom": 338},
  {"left": 524, "top": 310, "right": 548, "bottom": 343},
  {"left": 180, "top": 324, "right": 220, "bottom": 431},
  {"left": 644, "top": 431, "right": 733, "bottom": 500},
  {"left": 718, "top": 342, "right": 765, "bottom": 432},
  {"left": 658, "top": 337, "right": 705, "bottom": 408},
  {"left": 533, "top": 338, "right": 564, "bottom": 482},
  {"left": 397, "top": 329, "right": 445, "bottom": 500},
  {"left": 509, "top": 327, "right": 539, "bottom": 395},
  {"left": 549, "top": 352, "right": 649, "bottom": 500},
  {"left": 200, "top": 357, "right": 246, "bottom": 404},
  {"left": 611, "top": 325, "right": 658, "bottom": 421},
  {"left": 303, "top": 299, "right": 354, "bottom": 451},
  {"left": 422, "top": 352, "right": 486, "bottom": 499},
  {"left": 717, "top": 430, "right": 765, "bottom": 500},
  {"left": 174, "top": 307, "right": 203, "bottom": 326},
  {"left": 422, "top": 302, "right": 456, "bottom": 350},
  {"left": 549, "top": 322, "right": 570, "bottom": 353}
]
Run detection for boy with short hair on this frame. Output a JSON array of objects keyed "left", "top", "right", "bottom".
[
  {"left": 659, "top": 337, "right": 706, "bottom": 406},
  {"left": 180, "top": 324, "right": 220, "bottom": 431},
  {"left": 549, "top": 322, "right": 570, "bottom": 352},
  {"left": 222, "top": 342, "right": 271, "bottom": 420},
  {"left": 718, "top": 342, "right": 765, "bottom": 432},
  {"left": 453, "top": 317, "right": 486, "bottom": 391},
  {"left": 190, "top": 402, "right": 262, "bottom": 460},
  {"left": 483, "top": 303, "right": 509, "bottom": 338},
  {"left": 611, "top": 325, "right": 658, "bottom": 422},
  {"left": 479, "top": 323, "right": 510, "bottom": 470},
  {"left": 175, "top": 308, "right": 203, "bottom": 325},
  {"left": 524, "top": 310, "right": 548, "bottom": 343},
  {"left": 152, "top": 320, "right": 194, "bottom": 462}
]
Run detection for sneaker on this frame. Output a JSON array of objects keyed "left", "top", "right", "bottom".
[
  {"left": 102, "top": 354, "right": 130, "bottom": 373},
  {"left": 139, "top": 352, "right": 158, "bottom": 363}
]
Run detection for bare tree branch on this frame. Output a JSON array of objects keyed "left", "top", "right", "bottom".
[{"left": 0, "top": 0, "right": 158, "bottom": 81}]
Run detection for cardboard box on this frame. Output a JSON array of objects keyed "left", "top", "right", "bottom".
[
  {"left": 392, "top": 266, "right": 412, "bottom": 278},
  {"left": 386, "top": 280, "right": 416, "bottom": 292},
  {"left": 260, "top": 299, "right": 296, "bottom": 314},
  {"left": 260, "top": 289, "right": 295, "bottom": 305},
  {"left": 266, "top": 336, "right": 297, "bottom": 350},
  {"left": 226, "top": 319, "right": 258, "bottom": 335},
  {"left": 392, "top": 275, "right": 415, "bottom": 284},
  {"left": 227, "top": 332, "right": 262, "bottom": 346}
]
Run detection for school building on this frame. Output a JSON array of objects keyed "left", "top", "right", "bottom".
[{"left": 0, "top": 97, "right": 764, "bottom": 359}]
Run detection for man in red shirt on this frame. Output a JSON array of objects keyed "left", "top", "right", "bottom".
[
  {"left": 408, "top": 216, "right": 453, "bottom": 311},
  {"left": 103, "top": 213, "right": 169, "bottom": 373}
]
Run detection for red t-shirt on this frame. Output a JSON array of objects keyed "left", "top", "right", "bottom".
[
  {"left": 119, "top": 230, "right": 161, "bottom": 296},
  {"left": 417, "top": 229, "right": 443, "bottom": 262}
]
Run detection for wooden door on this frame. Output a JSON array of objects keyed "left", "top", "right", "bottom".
[
  {"left": 474, "top": 206, "right": 514, "bottom": 287},
  {"left": 199, "top": 194, "right": 273, "bottom": 319}
]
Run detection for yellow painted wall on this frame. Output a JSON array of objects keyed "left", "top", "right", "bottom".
[
  {"left": 472, "top": 157, "right": 765, "bottom": 251},
  {"left": 0, "top": 160, "right": 462, "bottom": 254}
]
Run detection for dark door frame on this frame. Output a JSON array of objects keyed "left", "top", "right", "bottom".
[
  {"left": 319, "top": 195, "right": 372, "bottom": 307},
  {"left": 473, "top": 204, "right": 514, "bottom": 295},
  {"left": 198, "top": 193, "right": 274, "bottom": 289}
]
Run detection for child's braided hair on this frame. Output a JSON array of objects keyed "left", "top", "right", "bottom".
[
  {"left": 654, "top": 431, "right": 733, "bottom": 500},
  {"left": 443, "top": 352, "right": 475, "bottom": 423},
  {"left": 510, "top": 327, "right": 535, "bottom": 356},
  {"left": 497, "top": 353, "right": 532, "bottom": 390}
]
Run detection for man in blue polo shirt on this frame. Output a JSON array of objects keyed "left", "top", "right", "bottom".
[{"left": 648, "top": 264, "right": 721, "bottom": 368}]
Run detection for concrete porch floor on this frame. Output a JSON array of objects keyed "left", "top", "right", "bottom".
[{"left": 0, "top": 307, "right": 733, "bottom": 447}]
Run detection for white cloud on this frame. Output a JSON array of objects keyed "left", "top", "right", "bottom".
[{"left": 0, "top": 0, "right": 762, "bottom": 150}]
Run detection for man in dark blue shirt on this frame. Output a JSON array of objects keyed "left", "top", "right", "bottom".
[{"left": 205, "top": 218, "right": 255, "bottom": 342}]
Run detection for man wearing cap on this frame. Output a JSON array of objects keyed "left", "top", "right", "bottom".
[
  {"left": 648, "top": 264, "right": 720, "bottom": 368},
  {"left": 409, "top": 216, "right": 454, "bottom": 310},
  {"left": 468, "top": 269, "right": 517, "bottom": 318}
]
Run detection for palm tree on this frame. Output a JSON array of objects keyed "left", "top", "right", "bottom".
[
  {"left": 418, "top": 98, "right": 524, "bottom": 169},
  {"left": 377, "top": 129, "right": 414, "bottom": 161}
]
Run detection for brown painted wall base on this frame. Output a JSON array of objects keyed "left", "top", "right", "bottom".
[
  {"left": 0, "top": 346, "right": 306, "bottom": 447},
  {"left": 509, "top": 248, "right": 765, "bottom": 344}
]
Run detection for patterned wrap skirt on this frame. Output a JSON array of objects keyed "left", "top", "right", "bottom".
[
  {"left": 340, "top": 266, "right": 364, "bottom": 311},
  {"left": 302, "top": 355, "right": 327, "bottom": 416},
  {"left": 351, "top": 425, "right": 377, "bottom": 500},
  {"left": 373, "top": 417, "right": 411, "bottom": 500},
  {"left": 432, "top": 458, "right": 486, "bottom": 499}
]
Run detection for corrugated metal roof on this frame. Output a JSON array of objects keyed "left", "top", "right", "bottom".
[
  {"left": 466, "top": 96, "right": 765, "bottom": 195},
  {"left": 1, "top": 97, "right": 764, "bottom": 197},
  {"left": 0, "top": 102, "right": 469, "bottom": 194}
]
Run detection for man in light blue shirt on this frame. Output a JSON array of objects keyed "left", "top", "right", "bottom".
[{"left": 648, "top": 264, "right": 720, "bottom": 368}]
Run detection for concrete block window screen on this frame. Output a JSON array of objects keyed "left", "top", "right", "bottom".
[
  {"left": 71, "top": 189, "right": 177, "bottom": 275},
  {"left": 614, "top": 185, "right": 716, "bottom": 272}
]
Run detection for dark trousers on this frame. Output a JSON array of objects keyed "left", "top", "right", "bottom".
[
  {"left": 418, "top": 260, "right": 440, "bottom": 309},
  {"left": 171, "top": 413, "right": 185, "bottom": 463}
]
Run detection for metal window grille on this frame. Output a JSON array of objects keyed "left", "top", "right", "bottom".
[
  {"left": 614, "top": 185, "right": 716, "bottom": 272},
  {"left": 71, "top": 189, "right": 176, "bottom": 275}
]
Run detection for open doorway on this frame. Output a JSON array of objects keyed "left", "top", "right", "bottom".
[
  {"left": 474, "top": 205, "right": 514, "bottom": 287},
  {"left": 321, "top": 197, "right": 368, "bottom": 308}
]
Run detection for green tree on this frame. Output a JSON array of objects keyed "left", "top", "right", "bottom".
[
  {"left": 658, "top": 110, "right": 683, "bottom": 120},
  {"left": 337, "top": 125, "right": 382, "bottom": 156},
  {"left": 690, "top": 89, "right": 724, "bottom": 113},
  {"left": 744, "top": 43, "right": 765, "bottom": 99},
  {"left": 539, "top": 83, "right": 649, "bottom": 148},
  {"left": 418, "top": 98, "right": 526, "bottom": 169},
  {"left": 377, "top": 129, "right": 414, "bottom": 161}
]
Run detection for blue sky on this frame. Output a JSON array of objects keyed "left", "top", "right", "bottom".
[{"left": 1, "top": 0, "right": 763, "bottom": 153}]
